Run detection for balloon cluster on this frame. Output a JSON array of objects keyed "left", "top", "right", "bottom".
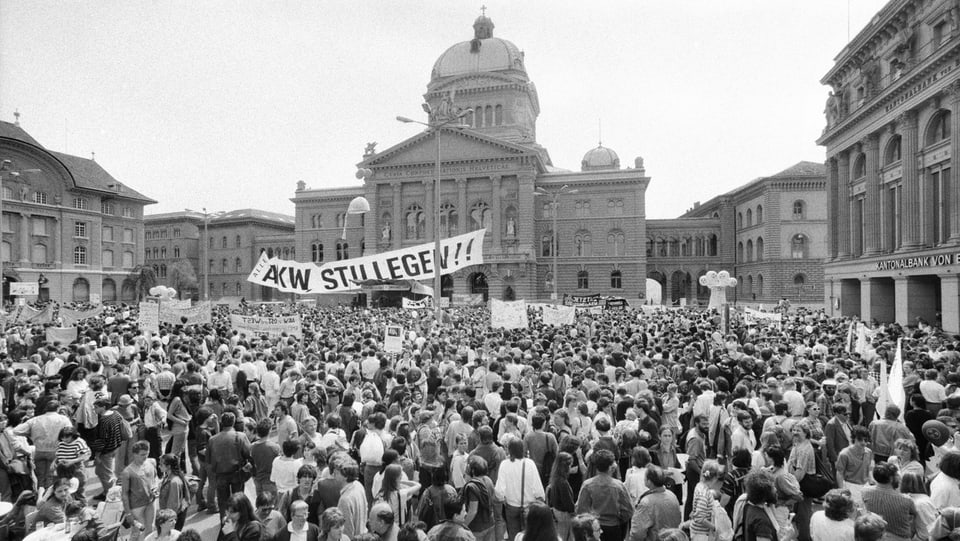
[
  {"left": 148, "top": 285, "right": 178, "bottom": 300},
  {"left": 699, "top": 270, "right": 737, "bottom": 310}
]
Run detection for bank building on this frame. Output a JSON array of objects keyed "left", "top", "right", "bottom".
[{"left": 820, "top": 0, "right": 960, "bottom": 333}]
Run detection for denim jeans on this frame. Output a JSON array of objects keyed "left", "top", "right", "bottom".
[{"left": 95, "top": 449, "right": 118, "bottom": 494}]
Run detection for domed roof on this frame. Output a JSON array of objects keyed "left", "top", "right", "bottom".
[
  {"left": 581, "top": 144, "right": 620, "bottom": 171},
  {"left": 431, "top": 16, "right": 526, "bottom": 81}
]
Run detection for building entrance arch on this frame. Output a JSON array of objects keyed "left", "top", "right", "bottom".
[{"left": 469, "top": 273, "right": 489, "bottom": 301}]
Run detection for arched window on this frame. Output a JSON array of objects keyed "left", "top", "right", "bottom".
[
  {"left": 756, "top": 237, "right": 764, "bottom": 261},
  {"left": 746, "top": 208, "right": 753, "bottom": 227},
  {"left": 708, "top": 234, "right": 718, "bottom": 256},
  {"left": 794, "top": 273, "right": 806, "bottom": 286},
  {"left": 853, "top": 154, "right": 866, "bottom": 179},
  {"left": 791, "top": 234, "right": 807, "bottom": 259},
  {"left": 885, "top": 135, "right": 902, "bottom": 164},
  {"left": 160, "top": 246, "right": 167, "bottom": 258},
  {"left": 738, "top": 241, "right": 744, "bottom": 262},
  {"left": 173, "top": 246, "right": 180, "bottom": 258},
  {"left": 221, "top": 258, "right": 228, "bottom": 272},
  {"left": 221, "top": 236, "right": 227, "bottom": 248},
  {"left": 235, "top": 235, "right": 241, "bottom": 248},
  {"left": 607, "top": 230, "right": 625, "bottom": 257},
  {"left": 236, "top": 283, "right": 242, "bottom": 296},
  {"left": 311, "top": 243, "right": 323, "bottom": 262},
  {"left": 680, "top": 237, "right": 691, "bottom": 257},
  {"left": 336, "top": 241, "right": 349, "bottom": 260},
  {"left": 756, "top": 205, "right": 763, "bottom": 223},
  {"left": 577, "top": 270, "right": 589, "bottom": 290},
  {"left": 757, "top": 274, "right": 764, "bottom": 296},
  {"left": 792, "top": 201, "right": 805, "bottom": 220},
  {"left": 574, "top": 231, "right": 591, "bottom": 257},
  {"left": 440, "top": 203, "right": 459, "bottom": 237},
  {"left": 406, "top": 204, "right": 425, "bottom": 239},
  {"left": 494, "top": 104, "right": 503, "bottom": 125},
  {"left": 747, "top": 275, "right": 754, "bottom": 297},
  {"left": 74, "top": 245, "right": 87, "bottom": 265},
  {"left": 645, "top": 239, "right": 653, "bottom": 257},
  {"left": 746, "top": 239, "right": 753, "bottom": 262},
  {"left": 668, "top": 238, "right": 679, "bottom": 256},
  {"left": 235, "top": 258, "right": 242, "bottom": 272},
  {"left": 610, "top": 270, "right": 622, "bottom": 289},
  {"left": 737, "top": 212, "right": 743, "bottom": 229},
  {"left": 541, "top": 232, "right": 555, "bottom": 257},
  {"left": 470, "top": 202, "right": 491, "bottom": 231},
  {"left": 738, "top": 275, "right": 744, "bottom": 296},
  {"left": 160, "top": 264, "right": 167, "bottom": 278},
  {"left": 926, "top": 110, "right": 951, "bottom": 146},
  {"left": 484, "top": 105, "right": 493, "bottom": 126}
]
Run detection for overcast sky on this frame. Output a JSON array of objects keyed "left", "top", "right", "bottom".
[{"left": 0, "top": 0, "right": 888, "bottom": 219}]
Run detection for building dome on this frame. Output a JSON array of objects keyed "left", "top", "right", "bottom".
[
  {"left": 431, "top": 16, "right": 527, "bottom": 81},
  {"left": 581, "top": 144, "right": 620, "bottom": 171}
]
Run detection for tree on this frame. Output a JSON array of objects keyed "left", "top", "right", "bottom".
[
  {"left": 169, "top": 259, "right": 199, "bottom": 299},
  {"left": 127, "top": 265, "right": 158, "bottom": 302}
]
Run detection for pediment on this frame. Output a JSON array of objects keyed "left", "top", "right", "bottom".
[{"left": 361, "top": 128, "right": 535, "bottom": 170}]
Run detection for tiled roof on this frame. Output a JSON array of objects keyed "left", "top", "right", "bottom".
[
  {"left": 49, "top": 151, "right": 157, "bottom": 203},
  {"left": 211, "top": 209, "right": 295, "bottom": 226},
  {"left": 769, "top": 161, "right": 826, "bottom": 178},
  {"left": 145, "top": 211, "right": 206, "bottom": 222},
  {"left": 0, "top": 121, "right": 42, "bottom": 147}
]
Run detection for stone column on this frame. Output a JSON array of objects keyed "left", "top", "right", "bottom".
[
  {"left": 827, "top": 157, "right": 839, "bottom": 259},
  {"left": 950, "top": 82, "right": 960, "bottom": 242},
  {"left": 901, "top": 110, "right": 921, "bottom": 248},
  {"left": 391, "top": 182, "right": 402, "bottom": 249},
  {"left": 18, "top": 213, "right": 30, "bottom": 265},
  {"left": 838, "top": 151, "right": 851, "bottom": 258},
  {"left": 491, "top": 175, "right": 502, "bottom": 251},
  {"left": 863, "top": 134, "right": 881, "bottom": 255},
  {"left": 517, "top": 173, "right": 536, "bottom": 254},
  {"left": 456, "top": 178, "right": 467, "bottom": 235},
  {"left": 941, "top": 274, "right": 960, "bottom": 334}
]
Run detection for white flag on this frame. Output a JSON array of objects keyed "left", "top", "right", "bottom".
[{"left": 887, "top": 338, "right": 906, "bottom": 421}]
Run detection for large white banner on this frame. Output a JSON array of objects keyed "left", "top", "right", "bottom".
[
  {"left": 490, "top": 299, "right": 528, "bottom": 329},
  {"left": 46, "top": 327, "right": 78, "bottom": 345},
  {"left": 60, "top": 306, "right": 105, "bottom": 327},
  {"left": 229, "top": 314, "right": 302, "bottom": 338},
  {"left": 247, "top": 229, "right": 486, "bottom": 294},
  {"left": 384, "top": 325, "right": 404, "bottom": 353},
  {"left": 541, "top": 304, "right": 576, "bottom": 326},
  {"left": 160, "top": 301, "right": 212, "bottom": 326},
  {"left": 743, "top": 307, "right": 782, "bottom": 326},
  {"left": 138, "top": 300, "right": 160, "bottom": 334}
]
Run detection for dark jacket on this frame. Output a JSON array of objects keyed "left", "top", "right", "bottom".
[
  {"left": 207, "top": 428, "right": 252, "bottom": 477},
  {"left": 824, "top": 416, "right": 851, "bottom": 465}
]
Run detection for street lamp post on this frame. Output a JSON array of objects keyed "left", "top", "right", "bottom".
[
  {"left": 535, "top": 185, "right": 577, "bottom": 302},
  {"left": 397, "top": 103, "right": 472, "bottom": 323}
]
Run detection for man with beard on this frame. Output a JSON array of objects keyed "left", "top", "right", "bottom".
[{"left": 683, "top": 414, "right": 709, "bottom": 520}]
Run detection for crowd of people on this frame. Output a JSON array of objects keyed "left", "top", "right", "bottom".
[{"left": 3, "top": 299, "right": 960, "bottom": 541}]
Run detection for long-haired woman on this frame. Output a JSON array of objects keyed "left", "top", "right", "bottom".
[
  {"left": 221, "top": 493, "right": 264, "bottom": 541},
  {"left": 515, "top": 502, "right": 559, "bottom": 541},
  {"left": 376, "top": 464, "right": 420, "bottom": 526},
  {"left": 158, "top": 453, "right": 189, "bottom": 529},
  {"left": 547, "top": 452, "right": 576, "bottom": 541}
]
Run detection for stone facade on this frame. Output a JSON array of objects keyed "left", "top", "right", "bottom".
[
  {"left": 819, "top": 0, "right": 960, "bottom": 332},
  {"left": 0, "top": 120, "right": 155, "bottom": 303}
]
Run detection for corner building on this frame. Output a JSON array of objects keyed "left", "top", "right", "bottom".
[
  {"left": 820, "top": 0, "right": 960, "bottom": 332},
  {"left": 293, "top": 16, "right": 650, "bottom": 304}
]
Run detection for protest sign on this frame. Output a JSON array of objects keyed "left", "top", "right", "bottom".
[
  {"left": 248, "top": 229, "right": 486, "bottom": 294},
  {"left": 139, "top": 299, "right": 160, "bottom": 334},
  {"left": 229, "top": 314, "right": 302, "bottom": 338},
  {"left": 402, "top": 298, "right": 430, "bottom": 309},
  {"left": 490, "top": 298, "right": 528, "bottom": 329},
  {"left": 565, "top": 294, "right": 601, "bottom": 307},
  {"left": 541, "top": 304, "right": 576, "bottom": 326},
  {"left": 7, "top": 304, "right": 53, "bottom": 324},
  {"left": 743, "top": 307, "right": 782, "bottom": 327},
  {"left": 46, "top": 327, "right": 78, "bottom": 345},
  {"left": 384, "top": 325, "right": 404, "bottom": 353},
  {"left": 60, "top": 306, "right": 105, "bottom": 327},
  {"left": 160, "top": 301, "right": 212, "bottom": 326}
]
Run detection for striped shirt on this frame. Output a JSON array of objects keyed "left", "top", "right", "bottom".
[
  {"left": 690, "top": 482, "right": 716, "bottom": 535},
  {"left": 862, "top": 485, "right": 917, "bottom": 539},
  {"left": 56, "top": 438, "right": 89, "bottom": 463}
]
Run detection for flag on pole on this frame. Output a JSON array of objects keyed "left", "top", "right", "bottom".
[
  {"left": 888, "top": 338, "right": 906, "bottom": 421},
  {"left": 846, "top": 321, "right": 855, "bottom": 353},
  {"left": 876, "top": 352, "right": 888, "bottom": 421}
]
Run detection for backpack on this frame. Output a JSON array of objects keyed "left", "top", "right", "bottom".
[{"left": 417, "top": 485, "right": 452, "bottom": 529}]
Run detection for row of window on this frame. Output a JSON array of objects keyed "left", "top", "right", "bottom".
[
  {"left": 307, "top": 213, "right": 350, "bottom": 230},
  {"left": 210, "top": 258, "right": 245, "bottom": 273},
  {"left": 738, "top": 273, "right": 807, "bottom": 298},
  {"left": 646, "top": 236, "right": 719, "bottom": 258},
  {"left": 736, "top": 201, "right": 807, "bottom": 230},
  {"left": 0, "top": 242, "right": 135, "bottom": 267},
  {"left": 67, "top": 197, "right": 134, "bottom": 217},
  {"left": 309, "top": 241, "right": 363, "bottom": 262},
  {"left": 852, "top": 111, "right": 951, "bottom": 176},
  {"left": 210, "top": 235, "right": 244, "bottom": 249},
  {"left": 737, "top": 234, "right": 808, "bottom": 261},
  {"left": 543, "top": 199, "right": 624, "bottom": 218},
  {"left": 146, "top": 228, "right": 181, "bottom": 240},
  {"left": 465, "top": 104, "right": 504, "bottom": 128},
  {"left": 544, "top": 270, "right": 623, "bottom": 290},
  {"left": 540, "top": 230, "right": 626, "bottom": 257},
  {"left": 72, "top": 222, "right": 135, "bottom": 243},
  {"left": 210, "top": 282, "right": 245, "bottom": 297},
  {"left": 146, "top": 246, "right": 181, "bottom": 259}
]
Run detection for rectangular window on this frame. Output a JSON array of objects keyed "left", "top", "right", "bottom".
[
  {"left": 101, "top": 202, "right": 114, "bottom": 215},
  {"left": 74, "top": 221, "right": 87, "bottom": 238},
  {"left": 102, "top": 226, "right": 114, "bottom": 242},
  {"left": 33, "top": 192, "right": 47, "bottom": 205},
  {"left": 32, "top": 217, "right": 46, "bottom": 236},
  {"left": 73, "top": 197, "right": 86, "bottom": 210},
  {"left": 122, "top": 251, "right": 134, "bottom": 267},
  {"left": 122, "top": 207, "right": 133, "bottom": 218},
  {"left": 123, "top": 228, "right": 133, "bottom": 243},
  {"left": 74, "top": 247, "right": 87, "bottom": 265},
  {"left": 173, "top": 228, "right": 181, "bottom": 238}
]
